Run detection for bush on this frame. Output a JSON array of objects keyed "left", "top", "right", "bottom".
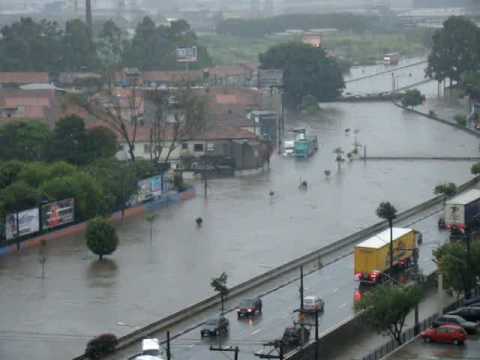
[
  {"left": 86, "top": 217, "right": 119, "bottom": 260},
  {"left": 85, "top": 333, "right": 118, "bottom": 359},
  {"left": 454, "top": 114, "right": 467, "bottom": 127}
]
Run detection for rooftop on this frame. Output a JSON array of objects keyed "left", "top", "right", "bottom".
[
  {"left": 446, "top": 189, "right": 480, "bottom": 206},
  {"left": 0, "top": 72, "right": 49, "bottom": 85}
]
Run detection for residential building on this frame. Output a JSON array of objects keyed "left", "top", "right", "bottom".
[
  {"left": 0, "top": 89, "right": 58, "bottom": 126},
  {"left": 0, "top": 72, "right": 49, "bottom": 88}
]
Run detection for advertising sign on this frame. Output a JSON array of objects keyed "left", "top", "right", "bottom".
[
  {"left": 176, "top": 46, "right": 198, "bottom": 63},
  {"left": 257, "top": 69, "right": 284, "bottom": 88},
  {"left": 150, "top": 176, "right": 163, "bottom": 197},
  {"left": 41, "top": 198, "right": 75, "bottom": 230},
  {"left": 5, "top": 208, "right": 40, "bottom": 240}
]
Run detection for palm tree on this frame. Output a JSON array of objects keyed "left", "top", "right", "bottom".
[
  {"left": 376, "top": 202, "right": 397, "bottom": 271},
  {"left": 210, "top": 272, "right": 229, "bottom": 313}
]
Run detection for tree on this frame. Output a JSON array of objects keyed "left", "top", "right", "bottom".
[
  {"left": 433, "top": 241, "right": 480, "bottom": 298},
  {"left": 434, "top": 182, "right": 457, "bottom": 198},
  {"left": 471, "top": 162, "right": 480, "bottom": 175},
  {"left": 149, "top": 85, "right": 209, "bottom": 163},
  {"left": 85, "top": 126, "right": 118, "bottom": 161},
  {"left": 49, "top": 115, "right": 88, "bottom": 165},
  {"left": 0, "top": 121, "right": 51, "bottom": 162},
  {"left": 426, "top": 16, "right": 480, "bottom": 85},
  {"left": 259, "top": 42, "right": 344, "bottom": 108},
  {"left": 454, "top": 114, "right": 467, "bottom": 127},
  {"left": 401, "top": 89, "right": 425, "bottom": 109},
  {"left": 0, "top": 160, "right": 25, "bottom": 188},
  {"left": 210, "top": 272, "right": 229, "bottom": 313},
  {"left": 63, "top": 19, "right": 98, "bottom": 71},
  {"left": 0, "top": 180, "right": 40, "bottom": 219},
  {"left": 0, "top": 18, "right": 63, "bottom": 71},
  {"left": 355, "top": 285, "right": 423, "bottom": 345},
  {"left": 97, "top": 20, "right": 124, "bottom": 90},
  {"left": 86, "top": 217, "right": 119, "bottom": 260},
  {"left": 376, "top": 202, "right": 398, "bottom": 271},
  {"left": 463, "top": 71, "right": 480, "bottom": 101}
]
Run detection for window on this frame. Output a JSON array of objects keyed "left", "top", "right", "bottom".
[
  {"left": 207, "top": 143, "right": 215, "bottom": 152},
  {"left": 144, "top": 144, "right": 151, "bottom": 154},
  {"left": 194, "top": 143, "right": 204, "bottom": 152},
  {"left": 182, "top": 143, "right": 188, "bottom": 150}
]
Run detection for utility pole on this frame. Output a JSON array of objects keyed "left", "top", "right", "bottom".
[
  {"left": 300, "top": 265, "right": 304, "bottom": 311},
  {"left": 166, "top": 331, "right": 171, "bottom": 360},
  {"left": 464, "top": 227, "right": 472, "bottom": 299},
  {"left": 210, "top": 346, "right": 239, "bottom": 360},
  {"left": 85, "top": 0, "right": 92, "bottom": 39}
]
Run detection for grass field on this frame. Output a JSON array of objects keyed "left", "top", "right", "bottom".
[{"left": 199, "top": 31, "right": 429, "bottom": 66}]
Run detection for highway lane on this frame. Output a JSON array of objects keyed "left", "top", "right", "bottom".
[{"left": 112, "top": 202, "right": 453, "bottom": 360}]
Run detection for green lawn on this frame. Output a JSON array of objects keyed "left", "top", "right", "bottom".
[{"left": 199, "top": 31, "right": 429, "bottom": 66}]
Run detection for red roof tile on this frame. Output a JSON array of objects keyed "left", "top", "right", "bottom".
[{"left": 0, "top": 72, "right": 49, "bottom": 85}]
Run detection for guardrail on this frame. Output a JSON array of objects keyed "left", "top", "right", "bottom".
[{"left": 73, "top": 176, "right": 480, "bottom": 360}]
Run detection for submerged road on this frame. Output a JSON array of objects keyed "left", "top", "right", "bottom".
[{"left": 107, "top": 201, "right": 455, "bottom": 360}]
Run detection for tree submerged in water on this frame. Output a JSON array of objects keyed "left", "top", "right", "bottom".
[{"left": 86, "top": 217, "right": 119, "bottom": 260}]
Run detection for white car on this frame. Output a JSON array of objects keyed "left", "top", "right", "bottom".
[
  {"left": 303, "top": 295, "right": 325, "bottom": 313},
  {"left": 132, "top": 338, "right": 165, "bottom": 360}
]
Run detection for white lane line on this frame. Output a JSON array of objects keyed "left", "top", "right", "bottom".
[
  {"left": 339, "top": 303, "right": 347, "bottom": 309},
  {"left": 251, "top": 328, "right": 263, "bottom": 336}
]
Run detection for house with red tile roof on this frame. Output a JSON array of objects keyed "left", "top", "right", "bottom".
[
  {"left": 0, "top": 72, "right": 49, "bottom": 87},
  {"left": 0, "top": 89, "right": 58, "bottom": 127}
]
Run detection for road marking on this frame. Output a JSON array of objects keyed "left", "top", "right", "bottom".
[
  {"left": 339, "top": 303, "right": 347, "bottom": 309},
  {"left": 332, "top": 288, "right": 339, "bottom": 293},
  {"left": 251, "top": 328, "right": 263, "bottom": 336}
]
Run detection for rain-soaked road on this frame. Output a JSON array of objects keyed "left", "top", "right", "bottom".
[{"left": 0, "top": 59, "right": 479, "bottom": 360}]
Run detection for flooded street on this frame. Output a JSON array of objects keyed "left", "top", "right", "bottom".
[{"left": 1, "top": 61, "right": 479, "bottom": 359}]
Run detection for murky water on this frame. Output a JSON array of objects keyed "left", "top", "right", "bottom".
[{"left": 1, "top": 61, "right": 479, "bottom": 360}]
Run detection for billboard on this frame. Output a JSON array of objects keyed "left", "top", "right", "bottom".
[
  {"left": 5, "top": 208, "right": 40, "bottom": 240},
  {"left": 176, "top": 46, "right": 198, "bottom": 63},
  {"left": 257, "top": 69, "right": 284, "bottom": 88},
  {"left": 135, "top": 175, "right": 164, "bottom": 204},
  {"left": 41, "top": 198, "right": 75, "bottom": 230}
]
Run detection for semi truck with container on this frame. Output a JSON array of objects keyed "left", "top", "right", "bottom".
[
  {"left": 443, "top": 189, "right": 480, "bottom": 232},
  {"left": 354, "top": 227, "right": 418, "bottom": 285}
]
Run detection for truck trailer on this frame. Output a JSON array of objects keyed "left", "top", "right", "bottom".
[
  {"left": 354, "top": 227, "right": 417, "bottom": 284},
  {"left": 444, "top": 189, "right": 480, "bottom": 231},
  {"left": 294, "top": 133, "right": 318, "bottom": 159}
]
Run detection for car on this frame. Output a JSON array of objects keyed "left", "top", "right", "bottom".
[
  {"left": 464, "top": 295, "right": 480, "bottom": 307},
  {"left": 433, "top": 314, "right": 478, "bottom": 334},
  {"left": 421, "top": 324, "right": 466, "bottom": 345},
  {"left": 130, "top": 338, "right": 165, "bottom": 360},
  {"left": 281, "top": 325, "right": 310, "bottom": 349},
  {"left": 237, "top": 297, "right": 262, "bottom": 318},
  {"left": 200, "top": 315, "right": 229, "bottom": 337},
  {"left": 303, "top": 296, "right": 324, "bottom": 313},
  {"left": 449, "top": 307, "right": 480, "bottom": 322}
]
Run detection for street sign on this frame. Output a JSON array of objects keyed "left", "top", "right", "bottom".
[
  {"left": 258, "top": 69, "right": 283, "bottom": 88},
  {"left": 176, "top": 46, "right": 198, "bottom": 63}
]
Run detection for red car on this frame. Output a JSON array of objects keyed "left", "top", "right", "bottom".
[{"left": 421, "top": 324, "right": 467, "bottom": 345}]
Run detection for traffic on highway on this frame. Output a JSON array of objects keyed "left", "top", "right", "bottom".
[{"left": 111, "top": 202, "right": 454, "bottom": 360}]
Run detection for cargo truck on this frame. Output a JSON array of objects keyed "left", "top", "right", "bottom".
[
  {"left": 294, "top": 130, "right": 318, "bottom": 159},
  {"left": 444, "top": 189, "right": 480, "bottom": 232},
  {"left": 354, "top": 227, "right": 418, "bottom": 284}
]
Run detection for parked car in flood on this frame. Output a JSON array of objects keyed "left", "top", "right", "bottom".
[{"left": 421, "top": 324, "right": 466, "bottom": 345}]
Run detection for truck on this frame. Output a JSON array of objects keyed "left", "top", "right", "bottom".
[
  {"left": 294, "top": 130, "right": 318, "bottom": 159},
  {"left": 383, "top": 52, "right": 400, "bottom": 65},
  {"left": 354, "top": 227, "right": 418, "bottom": 284},
  {"left": 444, "top": 189, "right": 480, "bottom": 232}
]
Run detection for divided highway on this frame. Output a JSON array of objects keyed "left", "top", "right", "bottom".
[{"left": 107, "top": 203, "right": 451, "bottom": 360}]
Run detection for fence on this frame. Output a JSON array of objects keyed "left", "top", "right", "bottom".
[{"left": 361, "top": 298, "right": 464, "bottom": 360}]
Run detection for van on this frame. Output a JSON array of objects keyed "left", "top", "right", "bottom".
[{"left": 303, "top": 296, "right": 324, "bottom": 313}]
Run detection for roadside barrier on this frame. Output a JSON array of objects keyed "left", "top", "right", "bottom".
[{"left": 72, "top": 177, "right": 480, "bottom": 359}]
